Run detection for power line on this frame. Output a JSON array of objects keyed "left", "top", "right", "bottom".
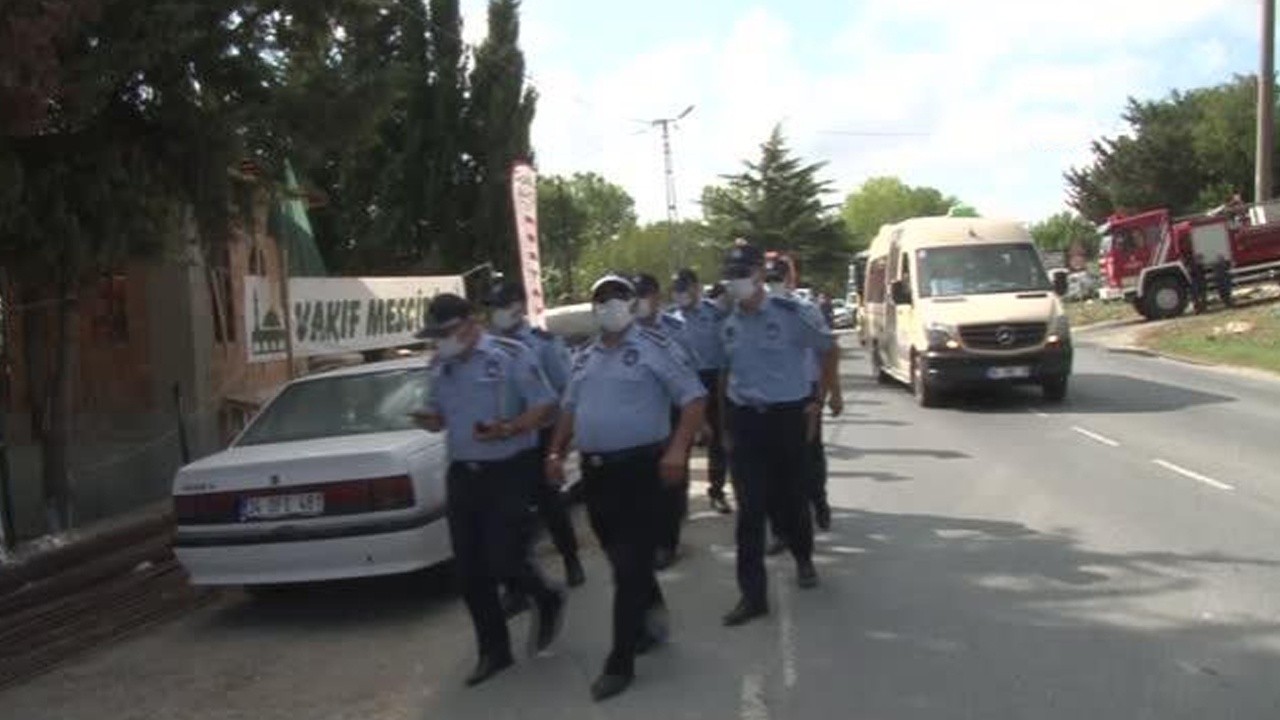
[{"left": 815, "top": 130, "right": 932, "bottom": 137}]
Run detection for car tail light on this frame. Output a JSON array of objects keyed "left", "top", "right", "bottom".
[
  {"left": 174, "top": 495, "right": 199, "bottom": 523},
  {"left": 321, "top": 480, "right": 370, "bottom": 515},
  {"left": 174, "top": 491, "right": 239, "bottom": 524},
  {"left": 369, "top": 475, "right": 415, "bottom": 511}
]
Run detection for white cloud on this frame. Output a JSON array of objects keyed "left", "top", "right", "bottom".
[{"left": 459, "top": 0, "right": 1257, "bottom": 224}]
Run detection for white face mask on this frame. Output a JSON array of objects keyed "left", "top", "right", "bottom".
[
  {"left": 491, "top": 304, "right": 522, "bottom": 332},
  {"left": 635, "top": 298, "right": 655, "bottom": 319},
  {"left": 593, "top": 299, "right": 634, "bottom": 333},
  {"left": 728, "top": 278, "right": 759, "bottom": 302},
  {"left": 766, "top": 281, "right": 787, "bottom": 296},
  {"left": 436, "top": 333, "right": 466, "bottom": 359},
  {"left": 673, "top": 292, "right": 694, "bottom": 308}
]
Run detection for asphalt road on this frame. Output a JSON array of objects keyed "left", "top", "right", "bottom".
[{"left": 3, "top": 334, "right": 1279, "bottom": 719}]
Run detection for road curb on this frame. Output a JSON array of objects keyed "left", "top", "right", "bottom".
[{"left": 0, "top": 501, "right": 175, "bottom": 599}]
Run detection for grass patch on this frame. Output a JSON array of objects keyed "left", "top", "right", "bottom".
[
  {"left": 1141, "top": 301, "right": 1280, "bottom": 375},
  {"left": 1065, "top": 299, "right": 1136, "bottom": 328}
]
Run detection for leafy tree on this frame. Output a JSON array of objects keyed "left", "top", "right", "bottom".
[
  {"left": 575, "top": 220, "right": 724, "bottom": 302},
  {"left": 840, "top": 176, "right": 959, "bottom": 251},
  {"left": 1066, "top": 75, "right": 1280, "bottom": 223},
  {"left": 702, "top": 125, "right": 849, "bottom": 291},
  {"left": 537, "top": 172, "right": 637, "bottom": 300},
  {"left": 1029, "top": 211, "right": 1102, "bottom": 258}
]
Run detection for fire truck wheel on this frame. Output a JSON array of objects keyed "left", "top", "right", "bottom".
[{"left": 1144, "top": 275, "right": 1189, "bottom": 320}]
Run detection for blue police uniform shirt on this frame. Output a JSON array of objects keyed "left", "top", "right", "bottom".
[
  {"left": 670, "top": 299, "right": 725, "bottom": 371},
  {"left": 508, "top": 321, "right": 571, "bottom": 395},
  {"left": 639, "top": 313, "right": 701, "bottom": 371},
  {"left": 563, "top": 323, "right": 706, "bottom": 453},
  {"left": 722, "top": 294, "right": 834, "bottom": 406},
  {"left": 425, "top": 333, "right": 556, "bottom": 462}
]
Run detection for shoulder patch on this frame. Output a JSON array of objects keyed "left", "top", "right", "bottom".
[
  {"left": 768, "top": 295, "right": 801, "bottom": 312},
  {"left": 637, "top": 326, "right": 671, "bottom": 347},
  {"left": 490, "top": 335, "right": 526, "bottom": 357}
]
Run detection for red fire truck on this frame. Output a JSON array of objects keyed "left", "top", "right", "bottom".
[{"left": 1097, "top": 201, "right": 1280, "bottom": 319}]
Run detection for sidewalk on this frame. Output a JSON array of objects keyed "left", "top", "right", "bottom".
[{"left": 1, "top": 500, "right": 174, "bottom": 600}]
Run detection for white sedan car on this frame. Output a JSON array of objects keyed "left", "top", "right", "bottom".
[{"left": 172, "top": 358, "right": 452, "bottom": 587}]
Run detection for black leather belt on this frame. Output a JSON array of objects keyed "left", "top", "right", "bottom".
[
  {"left": 730, "top": 399, "right": 810, "bottom": 414},
  {"left": 581, "top": 443, "right": 664, "bottom": 468}
]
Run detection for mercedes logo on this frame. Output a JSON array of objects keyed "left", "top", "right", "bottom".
[{"left": 995, "top": 326, "right": 1016, "bottom": 346}]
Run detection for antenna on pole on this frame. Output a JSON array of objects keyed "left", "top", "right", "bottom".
[{"left": 647, "top": 104, "right": 695, "bottom": 268}]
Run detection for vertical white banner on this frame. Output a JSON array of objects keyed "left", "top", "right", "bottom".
[{"left": 510, "top": 161, "right": 547, "bottom": 329}]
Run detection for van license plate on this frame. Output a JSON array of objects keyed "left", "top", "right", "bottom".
[
  {"left": 241, "top": 492, "right": 325, "bottom": 521},
  {"left": 987, "top": 366, "right": 1031, "bottom": 380}
]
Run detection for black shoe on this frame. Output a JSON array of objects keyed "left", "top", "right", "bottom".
[
  {"left": 797, "top": 559, "right": 819, "bottom": 589},
  {"left": 565, "top": 556, "right": 586, "bottom": 588},
  {"left": 767, "top": 537, "right": 787, "bottom": 556},
  {"left": 654, "top": 546, "right": 677, "bottom": 570},
  {"left": 465, "top": 654, "right": 514, "bottom": 687},
  {"left": 502, "top": 591, "right": 531, "bottom": 618},
  {"left": 528, "top": 589, "right": 566, "bottom": 656},
  {"left": 722, "top": 599, "right": 769, "bottom": 627},
  {"left": 709, "top": 493, "right": 733, "bottom": 514},
  {"left": 591, "top": 672, "right": 633, "bottom": 701},
  {"left": 814, "top": 502, "right": 831, "bottom": 531},
  {"left": 635, "top": 631, "right": 660, "bottom": 655}
]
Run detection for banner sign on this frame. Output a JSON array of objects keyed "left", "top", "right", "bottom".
[
  {"left": 510, "top": 161, "right": 547, "bottom": 329},
  {"left": 245, "top": 275, "right": 465, "bottom": 363}
]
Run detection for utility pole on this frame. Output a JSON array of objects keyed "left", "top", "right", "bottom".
[
  {"left": 1257, "top": 0, "right": 1276, "bottom": 203},
  {"left": 648, "top": 105, "right": 694, "bottom": 266}
]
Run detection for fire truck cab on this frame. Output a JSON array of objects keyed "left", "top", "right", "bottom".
[{"left": 1098, "top": 200, "right": 1280, "bottom": 320}]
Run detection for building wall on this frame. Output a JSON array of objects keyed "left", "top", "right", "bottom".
[{"left": 2, "top": 193, "right": 296, "bottom": 539}]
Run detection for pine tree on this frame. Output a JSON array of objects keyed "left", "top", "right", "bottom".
[
  {"left": 704, "top": 125, "right": 849, "bottom": 290},
  {"left": 465, "top": 0, "right": 537, "bottom": 272}
]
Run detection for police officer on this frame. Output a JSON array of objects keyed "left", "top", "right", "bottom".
[
  {"left": 669, "top": 268, "right": 732, "bottom": 515},
  {"left": 632, "top": 272, "right": 700, "bottom": 569},
  {"left": 484, "top": 279, "right": 586, "bottom": 590},
  {"left": 412, "top": 293, "right": 566, "bottom": 687},
  {"left": 764, "top": 256, "right": 833, "bottom": 532},
  {"left": 719, "top": 244, "right": 843, "bottom": 627},
  {"left": 546, "top": 273, "right": 706, "bottom": 701}
]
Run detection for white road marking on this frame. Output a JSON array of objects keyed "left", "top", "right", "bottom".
[
  {"left": 1071, "top": 426, "right": 1121, "bottom": 447},
  {"left": 777, "top": 577, "right": 798, "bottom": 689},
  {"left": 740, "top": 673, "right": 770, "bottom": 720},
  {"left": 1153, "top": 459, "right": 1235, "bottom": 491}
]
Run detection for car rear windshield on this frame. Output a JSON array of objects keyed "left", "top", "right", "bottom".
[
  {"left": 236, "top": 368, "right": 431, "bottom": 447},
  {"left": 916, "top": 243, "right": 1052, "bottom": 298}
]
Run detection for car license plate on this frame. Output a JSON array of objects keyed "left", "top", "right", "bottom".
[
  {"left": 987, "top": 366, "right": 1031, "bottom": 380},
  {"left": 241, "top": 492, "right": 324, "bottom": 521}
]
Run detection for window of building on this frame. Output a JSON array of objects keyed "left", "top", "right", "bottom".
[{"left": 208, "top": 243, "right": 237, "bottom": 344}]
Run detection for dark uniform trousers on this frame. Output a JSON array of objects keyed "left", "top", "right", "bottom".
[
  {"left": 534, "top": 427, "right": 579, "bottom": 560},
  {"left": 582, "top": 443, "right": 666, "bottom": 677},
  {"left": 727, "top": 400, "right": 814, "bottom": 606},
  {"left": 699, "top": 370, "right": 728, "bottom": 497},
  {"left": 806, "top": 383, "right": 828, "bottom": 512},
  {"left": 660, "top": 407, "right": 689, "bottom": 553},
  {"left": 446, "top": 449, "right": 554, "bottom": 660}
]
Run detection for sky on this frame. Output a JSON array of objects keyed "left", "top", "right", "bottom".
[{"left": 458, "top": 0, "right": 1265, "bottom": 224}]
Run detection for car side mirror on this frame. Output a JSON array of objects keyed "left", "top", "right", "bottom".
[
  {"left": 890, "top": 279, "right": 913, "bottom": 305},
  {"left": 1052, "top": 271, "right": 1069, "bottom": 297}
]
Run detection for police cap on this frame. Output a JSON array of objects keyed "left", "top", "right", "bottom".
[
  {"left": 416, "top": 293, "right": 474, "bottom": 339},
  {"left": 672, "top": 268, "right": 699, "bottom": 292},
  {"left": 483, "top": 278, "right": 525, "bottom": 307},
  {"left": 590, "top": 273, "right": 635, "bottom": 301},
  {"left": 723, "top": 243, "right": 764, "bottom": 279},
  {"left": 631, "top": 272, "right": 661, "bottom": 298}
]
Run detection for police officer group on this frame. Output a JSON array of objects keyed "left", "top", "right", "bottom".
[{"left": 414, "top": 241, "right": 843, "bottom": 702}]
